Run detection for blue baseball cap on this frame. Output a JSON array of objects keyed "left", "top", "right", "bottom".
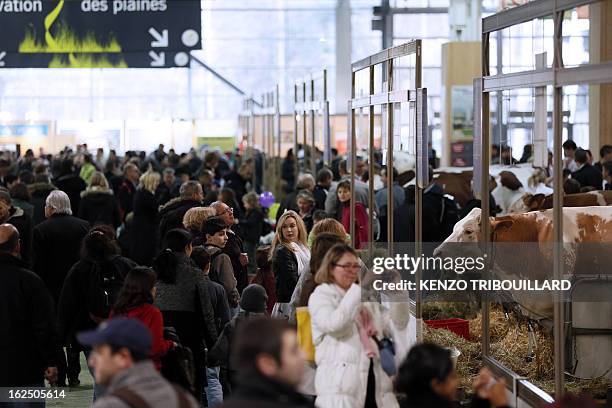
[{"left": 77, "top": 318, "right": 152, "bottom": 356}]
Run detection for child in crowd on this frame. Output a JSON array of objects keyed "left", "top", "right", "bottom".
[
  {"left": 336, "top": 180, "right": 368, "bottom": 249},
  {"left": 111, "top": 267, "right": 174, "bottom": 371}
]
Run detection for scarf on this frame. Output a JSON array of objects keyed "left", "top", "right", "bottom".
[
  {"left": 355, "top": 307, "right": 380, "bottom": 359},
  {"left": 290, "top": 242, "right": 311, "bottom": 277}
]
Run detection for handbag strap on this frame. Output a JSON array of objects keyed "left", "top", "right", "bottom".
[{"left": 112, "top": 387, "right": 152, "bottom": 408}]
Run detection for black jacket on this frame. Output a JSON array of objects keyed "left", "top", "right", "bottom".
[
  {"left": 275, "top": 191, "right": 299, "bottom": 223},
  {"left": 33, "top": 214, "right": 90, "bottom": 302},
  {"left": 29, "top": 182, "right": 56, "bottom": 225},
  {"left": 313, "top": 184, "right": 328, "bottom": 210},
  {"left": 57, "top": 255, "right": 136, "bottom": 345},
  {"left": 272, "top": 245, "right": 298, "bottom": 303},
  {"left": 572, "top": 163, "right": 603, "bottom": 190},
  {"left": 400, "top": 391, "right": 510, "bottom": 408},
  {"left": 204, "top": 275, "right": 231, "bottom": 333},
  {"left": 158, "top": 197, "right": 202, "bottom": 240},
  {"left": 117, "top": 178, "right": 136, "bottom": 220},
  {"left": 239, "top": 208, "right": 264, "bottom": 243},
  {"left": 77, "top": 189, "right": 121, "bottom": 229},
  {"left": 6, "top": 206, "right": 34, "bottom": 267},
  {"left": 220, "top": 373, "right": 314, "bottom": 408},
  {"left": 224, "top": 172, "right": 248, "bottom": 204},
  {"left": 131, "top": 189, "right": 159, "bottom": 265},
  {"left": 54, "top": 173, "right": 87, "bottom": 214},
  {"left": 223, "top": 227, "right": 249, "bottom": 294},
  {"left": 0, "top": 253, "right": 62, "bottom": 387}
]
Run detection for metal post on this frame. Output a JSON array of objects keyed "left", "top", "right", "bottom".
[
  {"left": 481, "top": 30, "right": 492, "bottom": 358},
  {"left": 552, "top": 8, "right": 565, "bottom": 399},
  {"left": 294, "top": 84, "right": 299, "bottom": 185},
  {"left": 276, "top": 85, "right": 282, "bottom": 199},
  {"left": 303, "top": 81, "right": 308, "bottom": 175},
  {"left": 414, "top": 40, "right": 423, "bottom": 342},
  {"left": 387, "top": 58, "right": 394, "bottom": 249},
  {"left": 310, "top": 78, "right": 317, "bottom": 176},
  {"left": 350, "top": 71, "right": 356, "bottom": 249}
]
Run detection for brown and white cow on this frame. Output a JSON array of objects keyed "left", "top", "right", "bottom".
[
  {"left": 508, "top": 190, "right": 612, "bottom": 213},
  {"left": 433, "top": 206, "right": 612, "bottom": 379}
]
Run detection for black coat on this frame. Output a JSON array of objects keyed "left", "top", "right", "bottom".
[
  {"left": 6, "top": 206, "right": 33, "bottom": 267},
  {"left": 239, "top": 208, "right": 264, "bottom": 243},
  {"left": 224, "top": 228, "right": 248, "bottom": 294},
  {"left": 77, "top": 189, "right": 121, "bottom": 229},
  {"left": 220, "top": 373, "right": 314, "bottom": 408},
  {"left": 572, "top": 163, "right": 603, "bottom": 190},
  {"left": 57, "top": 255, "right": 136, "bottom": 345},
  {"left": 117, "top": 178, "right": 136, "bottom": 220},
  {"left": 33, "top": 214, "right": 90, "bottom": 302},
  {"left": 400, "top": 391, "right": 509, "bottom": 408},
  {"left": 224, "top": 172, "right": 248, "bottom": 203},
  {"left": 29, "top": 182, "right": 56, "bottom": 225},
  {"left": 313, "top": 184, "right": 328, "bottom": 210},
  {"left": 272, "top": 245, "right": 298, "bottom": 303},
  {"left": 204, "top": 275, "right": 231, "bottom": 333},
  {"left": 0, "top": 253, "right": 62, "bottom": 387},
  {"left": 131, "top": 189, "right": 159, "bottom": 265},
  {"left": 54, "top": 173, "right": 87, "bottom": 215},
  {"left": 275, "top": 191, "right": 299, "bottom": 223},
  {"left": 158, "top": 197, "right": 202, "bottom": 240}
]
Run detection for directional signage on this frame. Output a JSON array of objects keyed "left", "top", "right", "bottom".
[
  {"left": 0, "top": 0, "right": 201, "bottom": 67},
  {"left": 0, "top": 51, "right": 192, "bottom": 68}
]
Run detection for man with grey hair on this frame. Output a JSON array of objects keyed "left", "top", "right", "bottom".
[
  {"left": 275, "top": 173, "right": 315, "bottom": 223},
  {"left": 158, "top": 180, "right": 204, "bottom": 239},
  {"left": 156, "top": 167, "right": 180, "bottom": 206},
  {"left": 33, "top": 190, "right": 90, "bottom": 303}
]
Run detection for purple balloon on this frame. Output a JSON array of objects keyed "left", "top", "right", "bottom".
[{"left": 259, "top": 191, "right": 275, "bottom": 208}]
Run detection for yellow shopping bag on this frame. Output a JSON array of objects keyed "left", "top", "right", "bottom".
[{"left": 296, "top": 306, "right": 315, "bottom": 363}]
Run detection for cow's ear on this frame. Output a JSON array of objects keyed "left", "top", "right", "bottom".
[
  {"left": 491, "top": 218, "right": 514, "bottom": 233},
  {"left": 527, "top": 194, "right": 546, "bottom": 210}
]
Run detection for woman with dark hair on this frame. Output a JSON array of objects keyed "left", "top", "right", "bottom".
[
  {"left": 57, "top": 224, "right": 136, "bottom": 395},
  {"left": 110, "top": 267, "right": 174, "bottom": 371},
  {"left": 395, "top": 343, "right": 509, "bottom": 408},
  {"left": 153, "top": 228, "right": 218, "bottom": 402},
  {"left": 8, "top": 182, "right": 34, "bottom": 218},
  {"left": 220, "top": 187, "right": 242, "bottom": 219}
]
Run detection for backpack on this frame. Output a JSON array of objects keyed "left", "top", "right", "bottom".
[
  {"left": 161, "top": 327, "right": 197, "bottom": 397},
  {"left": 437, "top": 194, "right": 461, "bottom": 241},
  {"left": 88, "top": 257, "right": 126, "bottom": 324}
]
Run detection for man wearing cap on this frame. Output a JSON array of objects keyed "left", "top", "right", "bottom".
[
  {"left": 78, "top": 317, "right": 198, "bottom": 408},
  {"left": 0, "top": 186, "right": 34, "bottom": 266},
  {"left": 0, "top": 223, "right": 62, "bottom": 389}
]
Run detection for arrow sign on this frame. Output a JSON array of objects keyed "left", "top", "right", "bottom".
[
  {"left": 149, "top": 51, "right": 165, "bottom": 67},
  {"left": 149, "top": 28, "right": 169, "bottom": 48},
  {"left": 0, "top": 51, "right": 5, "bottom": 67}
]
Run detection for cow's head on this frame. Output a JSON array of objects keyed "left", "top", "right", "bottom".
[
  {"left": 499, "top": 171, "right": 523, "bottom": 191},
  {"left": 507, "top": 193, "right": 546, "bottom": 213},
  {"left": 434, "top": 208, "right": 516, "bottom": 258}
]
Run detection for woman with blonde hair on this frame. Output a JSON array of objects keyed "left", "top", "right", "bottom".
[
  {"left": 528, "top": 167, "right": 553, "bottom": 195},
  {"left": 308, "top": 217, "right": 350, "bottom": 247},
  {"left": 183, "top": 206, "right": 216, "bottom": 245},
  {"left": 131, "top": 170, "right": 161, "bottom": 265},
  {"left": 78, "top": 171, "right": 121, "bottom": 228},
  {"left": 269, "top": 210, "right": 310, "bottom": 319},
  {"left": 309, "top": 243, "right": 408, "bottom": 408}
]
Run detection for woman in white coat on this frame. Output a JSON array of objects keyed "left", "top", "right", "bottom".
[{"left": 308, "top": 243, "right": 408, "bottom": 408}]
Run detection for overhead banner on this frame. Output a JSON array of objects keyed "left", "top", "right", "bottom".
[
  {"left": 0, "top": 50, "right": 192, "bottom": 67},
  {"left": 0, "top": 0, "right": 201, "bottom": 68}
]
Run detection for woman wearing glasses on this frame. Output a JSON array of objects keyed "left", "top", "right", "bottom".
[
  {"left": 269, "top": 210, "right": 310, "bottom": 320},
  {"left": 309, "top": 244, "right": 406, "bottom": 408}
]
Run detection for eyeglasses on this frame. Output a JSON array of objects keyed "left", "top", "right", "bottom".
[{"left": 333, "top": 263, "right": 361, "bottom": 271}]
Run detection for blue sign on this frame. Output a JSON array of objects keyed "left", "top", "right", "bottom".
[{"left": 0, "top": 124, "right": 49, "bottom": 137}]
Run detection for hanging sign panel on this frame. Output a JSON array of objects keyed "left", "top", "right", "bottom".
[
  {"left": 0, "top": 50, "right": 191, "bottom": 67},
  {"left": 0, "top": 0, "right": 201, "bottom": 67}
]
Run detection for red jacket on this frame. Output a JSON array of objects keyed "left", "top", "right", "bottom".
[
  {"left": 341, "top": 201, "right": 369, "bottom": 249},
  {"left": 110, "top": 303, "right": 173, "bottom": 371}
]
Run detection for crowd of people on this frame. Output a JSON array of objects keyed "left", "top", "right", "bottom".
[{"left": 0, "top": 142, "right": 604, "bottom": 408}]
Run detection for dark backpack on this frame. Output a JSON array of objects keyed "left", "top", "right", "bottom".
[
  {"left": 88, "top": 257, "right": 126, "bottom": 324},
  {"left": 161, "top": 328, "right": 197, "bottom": 397}
]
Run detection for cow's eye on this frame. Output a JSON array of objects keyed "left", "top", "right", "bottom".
[{"left": 465, "top": 228, "right": 473, "bottom": 234}]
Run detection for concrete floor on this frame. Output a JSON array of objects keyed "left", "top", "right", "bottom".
[{"left": 48, "top": 354, "right": 94, "bottom": 408}]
